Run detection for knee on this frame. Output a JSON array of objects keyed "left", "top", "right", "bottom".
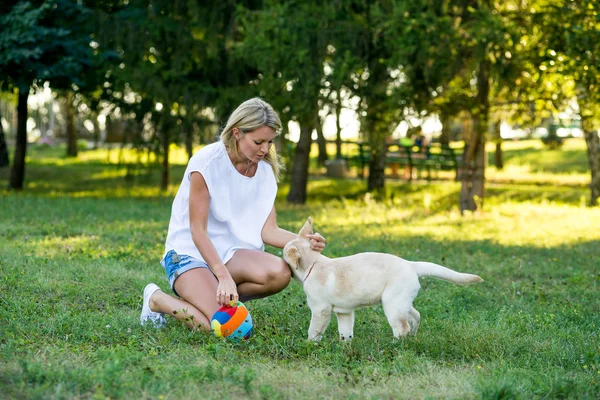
[{"left": 266, "top": 258, "right": 291, "bottom": 290}]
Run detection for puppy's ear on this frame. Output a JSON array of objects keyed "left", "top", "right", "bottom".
[
  {"left": 298, "top": 216, "right": 313, "bottom": 237},
  {"left": 284, "top": 245, "right": 301, "bottom": 269}
]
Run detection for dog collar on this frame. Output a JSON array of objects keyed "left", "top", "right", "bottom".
[{"left": 303, "top": 262, "right": 316, "bottom": 283}]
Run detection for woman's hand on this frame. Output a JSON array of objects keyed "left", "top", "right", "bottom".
[
  {"left": 306, "top": 232, "right": 326, "bottom": 252},
  {"left": 189, "top": 172, "right": 239, "bottom": 306},
  {"left": 216, "top": 274, "right": 239, "bottom": 306}
]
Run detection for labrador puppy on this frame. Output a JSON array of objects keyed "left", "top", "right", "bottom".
[{"left": 283, "top": 217, "right": 483, "bottom": 341}]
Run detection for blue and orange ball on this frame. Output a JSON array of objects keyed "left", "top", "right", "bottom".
[{"left": 211, "top": 301, "right": 253, "bottom": 340}]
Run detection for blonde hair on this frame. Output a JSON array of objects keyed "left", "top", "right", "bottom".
[{"left": 220, "top": 97, "right": 284, "bottom": 180}]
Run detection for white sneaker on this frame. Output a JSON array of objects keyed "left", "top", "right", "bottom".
[{"left": 140, "top": 283, "right": 167, "bottom": 328}]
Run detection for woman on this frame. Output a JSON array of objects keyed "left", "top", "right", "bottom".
[{"left": 140, "top": 98, "right": 326, "bottom": 331}]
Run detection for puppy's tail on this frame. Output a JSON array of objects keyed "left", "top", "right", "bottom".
[{"left": 411, "top": 262, "right": 483, "bottom": 285}]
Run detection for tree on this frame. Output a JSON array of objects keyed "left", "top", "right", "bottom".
[
  {"left": 238, "top": 0, "right": 333, "bottom": 204},
  {"left": 0, "top": 0, "right": 94, "bottom": 189},
  {"left": 96, "top": 0, "right": 258, "bottom": 191},
  {"left": 540, "top": 0, "right": 600, "bottom": 206},
  {"left": 65, "top": 90, "right": 78, "bottom": 157},
  {"left": 385, "top": 0, "right": 554, "bottom": 212},
  {"left": 328, "top": 1, "right": 401, "bottom": 196},
  {"left": 321, "top": 49, "right": 358, "bottom": 160}
]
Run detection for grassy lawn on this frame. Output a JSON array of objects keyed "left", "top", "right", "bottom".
[
  {"left": 484, "top": 139, "right": 591, "bottom": 187},
  {"left": 1, "top": 140, "right": 599, "bottom": 399}
]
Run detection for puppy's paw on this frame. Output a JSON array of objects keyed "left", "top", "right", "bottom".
[
  {"left": 339, "top": 334, "right": 353, "bottom": 342},
  {"left": 408, "top": 320, "right": 419, "bottom": 335}
]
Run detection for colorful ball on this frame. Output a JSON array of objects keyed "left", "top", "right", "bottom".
[{"left": 211, "top": 301, "right": 253, "bottom": 340}]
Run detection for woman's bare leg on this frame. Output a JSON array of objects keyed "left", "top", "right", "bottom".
[
  {"left": 226, "top": 249, "right": 291, "bottom": 301},
  {"left": 149, "top": 251, "right": 290, "bottom": 330},
  {"left": 149, "top": 268, "right": 220, "bottom": 331}
]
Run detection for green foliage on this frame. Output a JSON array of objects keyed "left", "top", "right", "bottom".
[
  {"left": 0, "top": 0, "right": 93, "bottom": 90},
  {"left": 540, "top": 0, "right": 600, "bottom": 127},
  {"left": 237, "top": 0, "right": 333, "bottom": 122},
  {"left": 2, "top": 0, "right": 598, "bottom": 203}
]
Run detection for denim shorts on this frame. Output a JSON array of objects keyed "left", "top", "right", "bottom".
[{"left": 161, "top": 250, "right": 212, "bottom": 296}]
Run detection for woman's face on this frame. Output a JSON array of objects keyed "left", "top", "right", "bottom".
[{"left": 234, "top": 126, "right": 277, "bottom": 163}]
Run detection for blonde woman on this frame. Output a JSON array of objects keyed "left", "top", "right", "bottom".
[{"left": 140, "top": 98, "right": 326, "bottom": 330}]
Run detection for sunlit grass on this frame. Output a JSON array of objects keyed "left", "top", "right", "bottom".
[
  {"left": 82, "top": 145, "right": 196, "bottom": 165},
  {"left": 487, "top": 138, "right": 589, "bottom": 175},
  {"left": 23, "top": 142, "right": 199, "bottom": 166},
  {"left": 486, "top": 165, "right": 588, "bottom": 186}
]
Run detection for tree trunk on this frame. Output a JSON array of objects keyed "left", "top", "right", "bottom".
[
  {"left": 335, "top": 96, "right": 343, "bottom": 159},
  {"left": 367, "top": 138, "right": 387, "bottom": 195},
  {"left": 161, "top": 121, "right": 170, "bottom": 192},
  {"left": 287, "top": 118, "right": 312, "bottom": 204},
  {"left": 315, "top": 114, "right": 328, "bottom": 166},
  {"left": 156, "top": 113, "right": 172, "bottom": 192},
  {"left": 440, "top": 109, "right": 451, "bottom": 148},
  {"left": 48, "top": 98, "right": 55, "bottom": 138},
  {"left": 184, "top": 120, "right": 194, "bottom": 160},
  {"left": 0, "top": 107, "right": 9, "bottom": 168},
  {"left": 493, "top": 120, "right": 503, "bottom": 170},
  {"left": 92, "top": 112, "right": 100, "bottom": 150},
  {"left": 277, "top": 114, "right": 293, "bottom": 180},
  {"left": 365, "top": 61, "right": 389, "bottom": 197},
  {"left": 9, "top": 89, "right": 29, "bottom": 190},
  {"left": 580, "top": 114, "right": 600, "bottom": 206},
  {"left": 460, "top": 61, "right": 489, "bottom": 213},
  {"left": 66, "top": 91, "right": 78, "bottom": 157},
  {"left": 459, "top": 132, "right": 486, "bottom": 211}
]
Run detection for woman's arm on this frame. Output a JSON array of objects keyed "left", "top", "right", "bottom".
[
  {"left": 189, "top": 171, "right": 238, "bottom": 305},
  {"left": 261, "top": 207, "right": 326, "bottom": 251}
]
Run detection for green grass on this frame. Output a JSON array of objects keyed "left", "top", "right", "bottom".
[
  {"left": 483, "top": 139, "right": 591, "bottom": 187},
  {"left": 1, "top": 140, "right": 599, "bottom": 399}
]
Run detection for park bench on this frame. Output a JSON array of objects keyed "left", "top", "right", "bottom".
[
  {"left": 351, "top": 142, "right": 461, "bottom": 181},
  {"left": 284, "top": 139, "right": 460, "bottom": 181}
]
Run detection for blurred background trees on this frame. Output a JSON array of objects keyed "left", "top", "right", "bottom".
[
  {"left": 1, "top": 0, "right": 598, "bottom": 206},
  {"left": 0, "top": 0, "right": 94, "bottom": 189}
]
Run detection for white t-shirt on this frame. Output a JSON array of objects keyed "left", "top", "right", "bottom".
[{"left": 164, "top": 140, "right": 278, "bottom": 264}]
